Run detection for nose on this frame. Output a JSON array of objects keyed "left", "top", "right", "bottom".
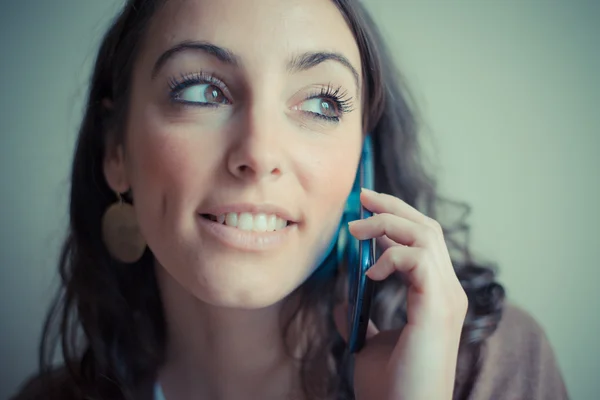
[{"left": 226, "top": 106, "right": 285, "bottom": 182}]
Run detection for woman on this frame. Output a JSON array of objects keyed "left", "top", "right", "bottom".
[{"left": 13, "top": 0, "right": 568, "bottom": 399}]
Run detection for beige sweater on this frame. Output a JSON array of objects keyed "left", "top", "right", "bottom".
[
  {"left": 455, "top": 303, "right": 569, "bottom": 400},
  {"left": 12, "top": 304, "right": 569, "bottom": 400}
]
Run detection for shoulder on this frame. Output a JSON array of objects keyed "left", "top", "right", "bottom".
[
  {"left": 11, "top": 366, "right": 155, "bottom": 400},
  {"left": 466, "top": 302, "right": 569, "bottom": 400},
  {"left": 10, "top": 367, "right": 78, "bottom": 400},
  {"left": 491, "top": 302, "right": 550, "bottom": 351}
]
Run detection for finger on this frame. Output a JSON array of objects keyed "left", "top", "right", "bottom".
[
  {"left": 368, "top": 214, "right": 400, "bottom": 250},
  {"left": 366, "top": 245, "right": 431, "bottom": 292},
  {"left": 361, "top": 188, "right": 440, "bottom": 231},
  {"left": 349, "top": 213, "right": 430, "bottom": 247},
  {"left": 376, "top": 236, "right": 408, "bottom": 280},
  {"left": 376, "top": 234, "right": 397, "bottom": 251}
]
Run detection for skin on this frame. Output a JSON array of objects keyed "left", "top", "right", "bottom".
[{"left": 103, "top": 0, "right": 468, "bottom": 399}]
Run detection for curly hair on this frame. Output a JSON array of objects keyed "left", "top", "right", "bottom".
[{"left": 13, "top": 1, "right": 505, "bottom": 399}]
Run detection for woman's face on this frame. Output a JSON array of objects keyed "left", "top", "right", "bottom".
[{"left": 106, "top": 0, "right": 364, "bottom": 308}]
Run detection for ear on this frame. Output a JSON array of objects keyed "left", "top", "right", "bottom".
[{"left": 102, "top": 98, "right": 130, "bottom": 194}]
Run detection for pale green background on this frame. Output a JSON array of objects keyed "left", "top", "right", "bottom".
[{"left": 1, "top": 0, "right": 598, "bottom": 399}]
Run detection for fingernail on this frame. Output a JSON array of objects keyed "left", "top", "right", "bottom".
[
  {"left": 348, "top": 221, "right": 357, "bottom": 227},
  {"left": 361, "top": 187, "right": 375, "bottom": 194},
  {"left": 366, "top": 266, "right": 381, "bottom": 279}
]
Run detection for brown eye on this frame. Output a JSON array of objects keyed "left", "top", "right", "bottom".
[
  {"left": 204, "top": 85, "right": 228, "bottom": 104},
  {"left": 178, "top": 83, "right": 230, "bottom": 105},
  {"left": 318, "top": 100, "right": 337, "bottom": 118},
  {"left": 298, "top": 97, "right": 340, "bottom": 118}
]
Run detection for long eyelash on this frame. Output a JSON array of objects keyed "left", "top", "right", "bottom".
[
  {"left": 167, "top": 74, "right": 354, "bottom": 121},
  {"left": 167, "top": 71, "right": 227, "bottom": 105},
  {"left": 168, "top": 71, "right": 218, "bottom": 91},
  {"left": 303, "top": 84, "right": 355, "bottom": 122}
]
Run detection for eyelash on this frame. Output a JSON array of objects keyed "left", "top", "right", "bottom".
[
  {"left": 303, "top": 84, "right": 355, "bottom": 122},
  {"left": 167, "top": 71, "right": 355, "bottom": 122},
  {"left": 168, "top": 71, "right": 229, "bottom": 107}
]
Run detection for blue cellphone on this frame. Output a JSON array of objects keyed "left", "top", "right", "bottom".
[{"left": 341, "top": 136, "right": 376, "bottom": 353}]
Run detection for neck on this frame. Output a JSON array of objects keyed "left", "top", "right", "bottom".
[{"left": 155, "top": 264, "right": 305, "bottom": 400}]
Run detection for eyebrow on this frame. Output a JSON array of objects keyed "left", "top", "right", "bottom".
[
  {"left": 287, "top": 51, "right": 361, "bottom": 93},
  {"left": 151, "top": 40, "right": 361, "bottom": 93},
  {"left": 152, "top": 40, "right": 240, "bottom": 78}
]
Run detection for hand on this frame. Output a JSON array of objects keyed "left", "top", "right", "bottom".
[{"left": 334, "top": 188, "right": 468, "bottom": 400}]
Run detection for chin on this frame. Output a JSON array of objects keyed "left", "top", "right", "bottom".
[
  {"left": 197, "top": 284, "right": 291, "bottom": 309},
  {"left": 184, "top": 256, "right": 308, "bottom": 309}
]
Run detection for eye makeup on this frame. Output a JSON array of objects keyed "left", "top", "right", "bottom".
[{"left": 166, "top": 70, "right": 356, "bottom": 123}]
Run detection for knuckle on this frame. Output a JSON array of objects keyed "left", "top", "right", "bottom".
[
  {"left": 386, "top": 246, "right": 403, "bottom": 266},
  {"left": 376, "top": 213, "right": 392, "bottom": 232},
  {"left": 428, "top": 217, "right": 443, "bottom": 234},
  {"left": 421, "top": 225, "right": 438, "bottom": 243},
  {"left": 414, "top": 248, "right": 428, "bottom": 266}
]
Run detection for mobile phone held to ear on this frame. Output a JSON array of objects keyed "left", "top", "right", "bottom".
[{"left": 341, "top": 136, "right": 376, "bottom": 353}]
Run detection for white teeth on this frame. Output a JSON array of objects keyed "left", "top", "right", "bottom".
[
  {"left": 225, "top": 212, "right": 238, "bottom": 227},
  {"left": 275, "top": 217, "right": 287, "bottom": 230},
  {"left": 254, "top": 213, "right": 268, "bottom": 232},
  {"left": 214, "top": 212, "right": 289, "bottom": 232},
  {"left": 238, "top": 212, "right": 253, "bottom": 231},
  {"left": 267, "top": 214, "right": 277, "bottom": 231}
]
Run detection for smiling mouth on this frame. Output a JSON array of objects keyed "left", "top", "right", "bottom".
[{"left": 200, "top": 212, "right": 293, "bottom": 232}]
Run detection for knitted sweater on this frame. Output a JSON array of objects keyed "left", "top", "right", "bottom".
[{"left": 11, "top": 304, "right": 569, "bottom": 400}]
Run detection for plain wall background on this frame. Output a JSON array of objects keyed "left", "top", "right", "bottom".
[{"left": 1, "top": 0, "right": 598, "bottom": 398}]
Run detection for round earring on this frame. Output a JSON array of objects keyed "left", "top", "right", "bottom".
[{"left": 101, "top": 192, "right": 146, "bottom": 263}]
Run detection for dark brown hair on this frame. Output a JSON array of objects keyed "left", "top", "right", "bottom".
[{"left": 13, "top": 0, "right": 504, "bottom": 399}]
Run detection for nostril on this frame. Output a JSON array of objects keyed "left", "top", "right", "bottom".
[
  {"left": 231, "top": 163, "right": 281, "bottom": 179},
  {"left": 271, "top": 167, "right": 281, "bottom": 176}
]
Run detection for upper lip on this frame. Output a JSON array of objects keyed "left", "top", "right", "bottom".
[{"left": 199, "top": 203, "right": 300, "bottom": 223}]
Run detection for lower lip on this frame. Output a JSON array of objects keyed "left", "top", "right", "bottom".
[{"left": 196, "top": 215, "right": 297, "bottom": 252}]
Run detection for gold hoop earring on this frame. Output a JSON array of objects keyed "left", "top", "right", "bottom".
[{"left": 101, "top": 192, "right": 146, "bottom": 263}]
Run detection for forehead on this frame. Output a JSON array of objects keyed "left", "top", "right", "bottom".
[{"left": 140, "top": 0, "right": 362, "bottom": 76}]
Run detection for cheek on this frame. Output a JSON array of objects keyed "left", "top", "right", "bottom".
[
  {"left": 131, "top": 136, "right": 191, "bottom": 200},
  {"left": 304, "top": 144, "right": 360, "bottom": 220},
  {"left": 124, "top": 117, "right": 216, "bottom": 235},
  {"left": 295, "top": 142, "right": 359, "bottom": 272}
]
